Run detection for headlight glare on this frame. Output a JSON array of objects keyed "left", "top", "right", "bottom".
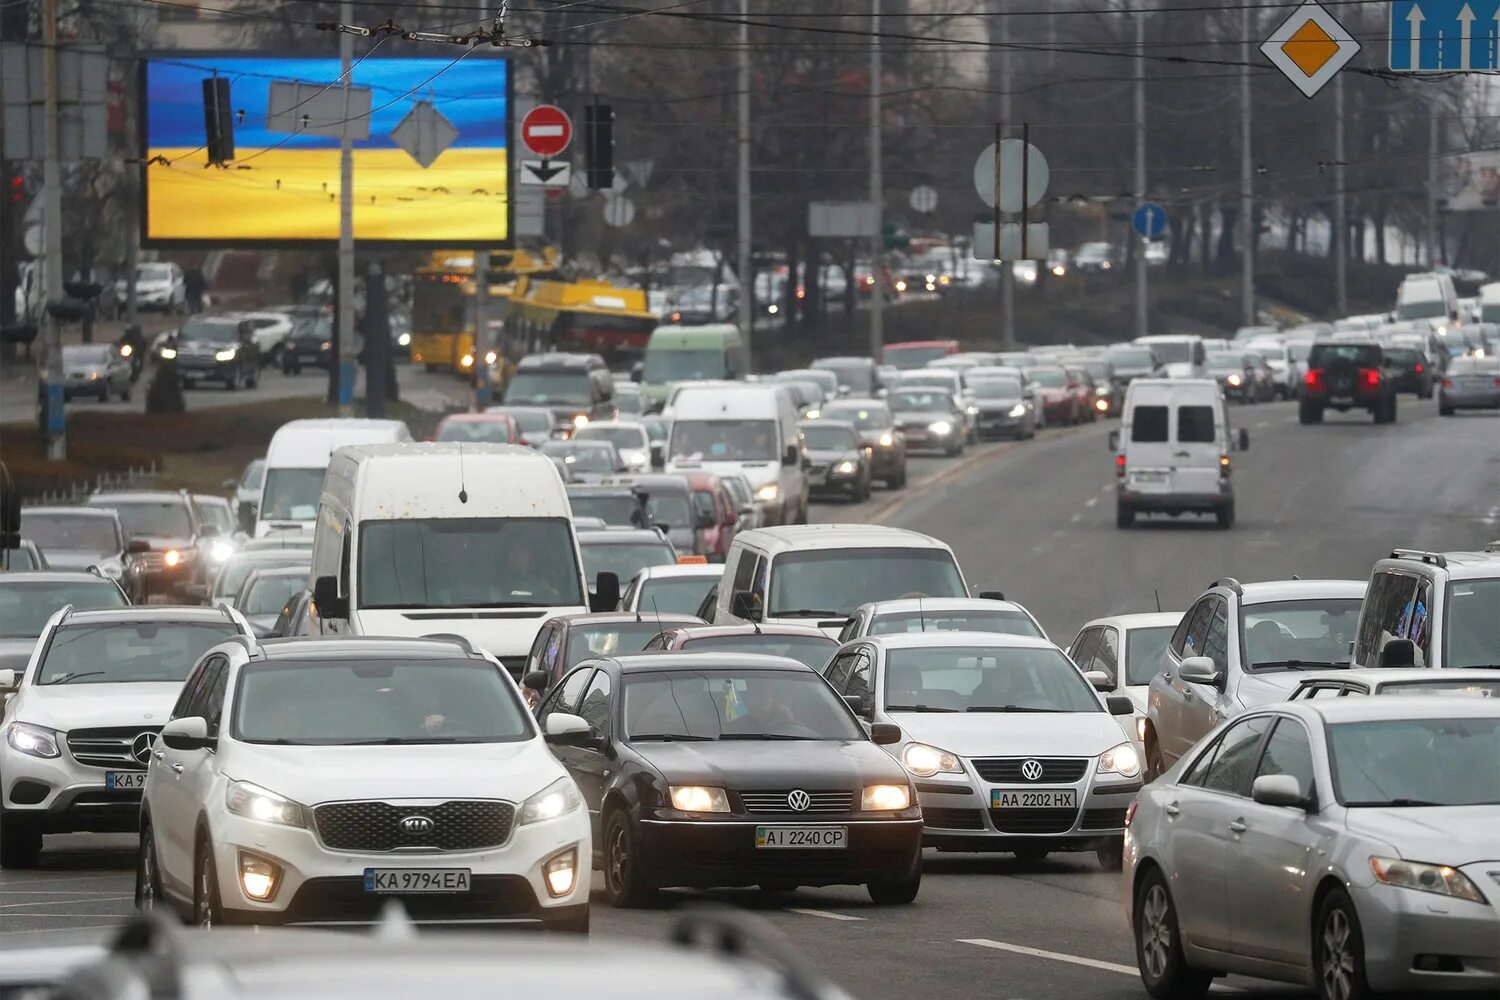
[
  {"left": 755, "top": 482, "right": 780, "bottom": 502},
  {"left": 520, "top": 777, "right": 583, "bottom": 826},
  {"left": 210, "top": 540, "right": 235, "bottom": 563},
  {"left": 1098, "top": 742, "right": 1141, "bottom": 777},
  {"left": 877, "top": 432, "right": 895, "bottom": 447},
  {"left": 6, "top": 722, "right": 61, "bottom": 759},
  {"left": 397, "top": 332, "right": 411, "bottom": 346},
  {"left": 1008, "top": 403, "right": 1027, "bottom": 417},
  {"left": 226, "top": 781, "right": 306, "bottom": 828},
  {"left": 163, "top": 549, "right": 182, "bottom": 568},
  {"left": 928, "top": 420, "right": 953, "bottom": 435},
  {"left": 901, "top": 742, "right": 962, "bottom": 777},
  {"left": 835, "top": 460, "right": 858, "bottom": 475},
  {"left": 669, "top": 785, "right": 730, "bottom": 813},
  {"left": 861, "top": 784, "right": 911, "bottom": 811},
  {"left": 159, "top": 347, "right": 177, "bottom": 360},
  {"left": 573, "top": 414, "right": 589, "bottom": 428},
  {"left": 1227, "top": 373, "right": 1242, "bottom": 386},
  {"left": 214, "top": 348, "right": 238, "bottom": 362},
  {"left": 1370, "top": 857, "right": 1487, "bottom": 904}
]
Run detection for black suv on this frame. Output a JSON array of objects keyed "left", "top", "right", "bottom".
[
  {"left": 502, "top": 353, "right": 616, "bottom": 432},
  {"left": 84, "top": 490, "right": 220, "bottom": 601},
  {"left": 280, "top": 309, "right": 334, "bottom": 374},
  {"left": 1299, "top": 341, "right": 1398, "bottom": 424},
  {"left": 168, "top": 316, "right": 260, "bottom": 390}
]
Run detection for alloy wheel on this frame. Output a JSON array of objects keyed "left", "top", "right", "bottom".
[
  {"left": 1321, "top": 907, "right": 1354, "bottom": 1000},
  {"left": 1139, "top": 883, "right": 1173, "bottom": 981},
  {"left": 139, "top": 839, "right": 157, "bottom": 912},
  {"left": 196, "top": 857, "right": 214, "bottom": 928},
  {"left": 606, "top": 823, "right": 629, "bottom": 895}
]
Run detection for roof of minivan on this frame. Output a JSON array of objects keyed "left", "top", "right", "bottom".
[
  {"left": 669, "top": 383, "right": 787, "bottom": 418},
  {"left": 735, "top": 524, "right": 951, "bottom": 556},
  {"left": 334, "top": 443, "right": 568, "bottom": 517},
  {"left": 648, "top": 325, "right": 740, "bottom": 347},
  {"left": 1125, "top": 378, "right": 1220, "bottom": 398},
  {"left": 1374, "top": 550, "right": 1500, "bottom": 582},
  {"left": 266, "top": 419, "right": 411, "bottom": 467}
]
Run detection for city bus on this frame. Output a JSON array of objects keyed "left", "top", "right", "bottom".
[
  {"left": 409, "top": 248, "right": 563, "bottom": 373},
  {"left": 507, "top": 275, "right": 658, "bottom": 367}
]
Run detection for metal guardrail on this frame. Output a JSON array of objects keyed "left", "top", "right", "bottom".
[{"left": 26, "top": 464, "right": 159, "bottom": 506}]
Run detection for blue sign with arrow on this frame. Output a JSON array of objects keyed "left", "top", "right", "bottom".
[
  {"left": 1390, "top": 0, "right": 1500, "bottom": 71},
  {"left": 1133, "top": 202, "right": 1168, "bottom": 240}
]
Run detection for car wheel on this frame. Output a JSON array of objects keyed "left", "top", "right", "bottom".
[
  {"left": 224, "top": 370, "right": 239, "bottom": 392},
  {"left": 1386, "top": 397, "right": 1397, "bottom": 424},
  {"left": 0, "top": 813, "right": 42, "bottom": 869},
  {"left": 1097, "top": 839, "right": 1124, "bottom": 871},
  {"left": 1315, "top": 888, "right": 1370, "bottom": 1000},
  {"left": 1298, "top": 401, "right": 1323, "bottom": 424},
  {"left": 135, "top": 820, "right": 164, "bottom": 913},
  {"left": 602, "top": 810, "right": 656, "bottom": 908},
  {"left": 120, "top": 380, "right": 132, "bottom": 403},
  {"left": 193, "top": 838, "right": 222, "bottom": 927},
  {"left": 1116, "top": 502, "right": 1135, "bottom": 529},
  {"left": 1216, "top": 502, "right": 1235, "bottom": 530},
  {"left": 97, "top": 384, "right": 109, "bottom": 402},
  {"left": 1135, "top": 869, "right": 1212, "bottom": 1000},
  {"left": 1145, "top": 740, "right": 1166, "bottom": 781},
  {"left": 246, "top": 366, "right": 259, "bottom": 389},
  {"left": 866, "top": 863, "right": 921, "bottom": 904},
  {"left": 1439, "top": 404, "right": 1454, "bottom": 416}
]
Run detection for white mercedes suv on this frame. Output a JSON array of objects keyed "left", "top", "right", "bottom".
[
  {"left": 135, "top": 634, "right": 591, "bottom": 931},
  {"left": 0, "top": 605, "right": 249, "bottom": 868}
]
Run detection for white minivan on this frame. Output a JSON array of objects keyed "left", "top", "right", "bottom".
[
  {"left": 1395, "top": 271, "right": 1458, "bottom": 324},
  {"left": 663, "top": 383, "right": 809, "bottom": 526},
  {"left": 1132, "top": 335, "right": 1207, "bottom": 379},
  {"left": 1111, "top": 378, "right": 1248, "bottom": 530},
  {"left": 308, "top": 443, "right": 608, "bottom": 675},
  {"left": 256, "top": 419, "right": 411, "bottom": 537}
]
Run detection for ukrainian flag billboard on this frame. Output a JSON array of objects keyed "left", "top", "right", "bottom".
[{"left": 143, "top": 54, "right": 510, "bottom": 247}]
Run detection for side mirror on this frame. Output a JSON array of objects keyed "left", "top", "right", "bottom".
[
  {"left": 1084, "top": 670, "right": 1112, "bottom": 692},
  {"left": 1377, "top": 638, "right": 1416, "bottom": 669},
  {"left": 842, "top": 694, "right": 868, "bottom": 716},
  {"left": 1107, "top": 429, "right": 1120, "bottom": 451},
  {"left": 237, "top": 503, "right": 255, "bottom": 534},
  {"left": 696, "top": 511, "right": 716, "bottom": 530},
  {"left": 730, "top": 590, "right": 762, "bottom": 622},
  {"left": 1237, "top": 427, "right": 1250, "bottom": 452},
  {"left": 738, "top": 504, "right": 756, "bottom": 517},
  {"left": 0, "top": 669, "right": 17, "bottom": 692},
  {"left": 544, "top": 712, "right": 595, "bottom": 746},
  {"left": 312, "top": 575, "right": 348, "bottom": 619},
  {"left": 869, "top": 722, "right": 902, "bottom": 745},
  {"left": 1177, "top": 655, "right": 1223, "bottom": 687},
  {"left": 783, "top": 444, "right": 799, "bottom": 467},
  {"left": 126, "top": 539, "right": 152, "bottom": 555},
  {"left": 522, "top": 669, "right": 551, "bottom": 693},
  {"left": 1106, "top": 695, "right": 1135, "bottom": 716},
  {"left": 160, "top": 716, "right": 212, "bottom": 752},
  {"left": 650, "top": 443, "right": 665, "bottom": 469},
  {"left": 1251, "top": 774, "right": 1308, "bottom": 809},
  {"left": 978, "top": 589, "right": 1005, "bottom": 601},
  {"left": 591, "top": 571, "right": 621, "bottom": 612}
]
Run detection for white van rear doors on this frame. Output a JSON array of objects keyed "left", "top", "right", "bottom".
[{"left": 1125, "top": 389, "right": 1222, "bottom": 496}]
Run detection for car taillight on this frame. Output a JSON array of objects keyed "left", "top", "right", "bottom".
[
  {"left": 1125, "top": 800, "right": 1139, "bottom": 828},
  {"left": 1358, "top": 367, "right": 1381, "bottom": 388},
  {"left": 1219, "top": 454, "right": 1231, "bottom": 476},
  {"left": 1442, "top": 378, "right": 1454, "bottom": 388},
  {"left": 1116, "top": 454, "right": 1126, "bottom": 477},
  {"left": 1305, "top": 369, "right": 1324, "bottom": 391},
  {"left": 1414, "top": 363, "right": 1424, "bottom": 373},
  {"left": 1494, "top": 377, "right": 1500, "bottom": 388}
]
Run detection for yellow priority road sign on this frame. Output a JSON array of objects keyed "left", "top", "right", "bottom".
[{"left": 1260, "top": 1, "right": 1362, "bottom": 98}]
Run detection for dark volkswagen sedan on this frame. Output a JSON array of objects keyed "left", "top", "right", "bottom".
[{"left": 526, "top": 652, "right": 922, "bottom": 907}]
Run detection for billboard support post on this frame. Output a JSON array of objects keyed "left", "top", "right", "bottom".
[
  {"left": 337, "top": 0, "right": 356, "bottom": 415},
  {"left": 41, "top": 0, "right": 64, "bottom": 459}
]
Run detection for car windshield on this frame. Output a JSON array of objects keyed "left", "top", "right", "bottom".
[
  {"left": 644, "top": 349, "right": 724, "bottom": 382},
  {"left": 195, "top": 502, "right": 235, "bottom": 535},
  {"left": 577, "top": 425, "right": 647, "bottom": 451},
  {"left": 870, "top": 609, "right": 1042, "bottom": 638},
  {"left": 570, "top": 494, "right": 646, "bottom": 527},
  {"left": 669, "top": 420, "right": 779, "bottom": 462},
  {"left": 1025, "top": 368, "right": 1067, "bottom": 387},
  {"left": 138, "top": 264, "right": 172, "bottom": 282},
  {"left": 821, "top": 404, "right": 889, "bottom": 430},
  {"left": 580, "top": 539, "right": 675, "bottom": 585},
  {"left": 62, "top": 346, "right": 111, "bottom": 366},
  {"left": 178, "top": 319, "right": 237, "bottom": 344},
  {"left": 769, "top": 548, "right": 965, "bottom": 617},
  {"left": 0, "top": 581, "right": 127, "bottom": 638},
  {"left": 895, "top": 374, "right": 956, "bottom": 391},
  {"left": 1143, "top": 341, "right": 1191, "bottom": 363},
  {"left": 565, "top": 622, "right": 669, "bottom": 666},
  {"left": 1242, "top": 598, "right": 1364, "bottom": 670},
  {"left": 101, "top": 500, "right": 191, "bottom": 539},
  {"left": 233, "top": 658, "right": 532, "bottom": 745},
  {"left": 884, "top": 345, "right": 949, "bottom": 369},
  {"left": 240, "top": 461, "right": 265, "bottom": 490},
  {"left": 360, "top": 518, "right": 583, "bottom": 610},
  {"left": 214, "top": 554, "right": 307, "bottom": 602},
  {"left": 968, "top": 378, "right": 1022, "bottom": 399},
  {"left": 679, "top": 634, "right": 837, "bottom": 670},
  {"left": 291, "top": 315, "right": 331, "bottom": 341},
  {"left": 1383, "top": 348, "right": 1420, "bottom": 364},
  {"left": 641, "top": 493, "right": 691, "bottom": 527},
  {"left": 637, "top": 577, "right": 718, "bottom": 615},
  {"left": 436, "top": 420, "right": 513, "bottom": 443},
  {"left": 259, "top": 468, "right": 324, "bottom": 522},
  {"left": 801, "top": 425, "right": 858, "bottom": 451},
  {"left": 1126, "top": 625, "right": 1176, "bottom": 685},
  {"left": 242, "top": 575, "right": 306, "bottom": 616},
  {"left": 1106, "top": 348, "right": 1154, "bottom": 369},
  {"left": 1331, "top": 717, "right": 1500, "bottom": 806},
  {"left": 1396, "top": 298, "right": 1448, "bottom": 321},
  {"left": 814, "top": 361, "right": 873, "bottom": 394},
  {"left": 37, "top": 622, "right": 237, "bottom": 685},
  {"left": 20, "top": 513, "right": 119, "bottom": 554},
  {"left": 1446, "top": 578, "right": 1500, "bottom": 669},
  {"left": 1309, "top": 344, "right": 1380, "bottom": 367},
  {"left": 543, "top": 442, "right": 616, "bottom": 473},
  {"left": 1207, "top": 353, "right": 1244, "bottom": 371},
  {"left": 624, "top": 668, "right": 863, "bottom": 740},
  {"left": 889, "top": 390, "right": 952, "bottom": 413},
  {"left": 493, "top": 408, "right": 552, "bottom": 434},
  {"left": 503, "top": 371, "right": 593, "bottom": 406},
  {"left": 642, "top": 417, "right": 670, "bottom": 443},
  {"left": 883, "top": 645, "right": 1102, "bottom": 713}
]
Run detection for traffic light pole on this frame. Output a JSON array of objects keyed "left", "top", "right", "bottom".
[
  {"left": 868, "top": 0, "right": 883, "bottom": 363},
  {"left": 736, "top": 0, "right": 753, "bottom": 372},
  {"left": 41, "top": 0, "right": 65, "bottom": 459},
  {"left": 337, "top": 0, "right": 356, "bottom": 415}
]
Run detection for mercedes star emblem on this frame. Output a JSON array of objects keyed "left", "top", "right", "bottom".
[
  {"left": 786, "top": 789, "right": 811, "bottom": 812},
  {"left": 1020, "top": 759, "right": 1044, "bottom": 781},
  {"left": 131, "top": 732, "right": 155, "bottom": 765}
]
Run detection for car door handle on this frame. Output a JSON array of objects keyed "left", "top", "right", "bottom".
[
  {"left": 1228, "top": 818, "right": 1246, "bottom": 833},
  {"left": 1165, "top": 802, "right": 1181, "bottom": 817},
  {"left": 169, "top": 763, "right": 184, "bottom": 774}
]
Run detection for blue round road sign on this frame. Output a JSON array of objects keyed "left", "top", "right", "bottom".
[{"left": 1133, "top": 202, "right": 1168, "bottom": 240}]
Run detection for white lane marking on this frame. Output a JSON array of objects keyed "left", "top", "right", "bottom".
[
  {"left": 1254, "top": 421, "right": 1269, "bottom": 429},
  {"left": 786, "top": 907, "right": 864, "bottom": 922},
  {"left": 1101, "top": 484, "right": 1113, "bottom": 493},
  {"left": 1069, "top": 513, "right": 1083, "bottom": 523},
  {"left": 1084, "top": 497, "right": 1099, "bottom": 508},
  {"left": 957, "top": 937, "right": 1135, "bottom": 975},
  {"left": 0, "top": 895, "right": 133, "bottom": 911},
  {"left": 0, "top": 923, "right": 124, "bottom": 936}
]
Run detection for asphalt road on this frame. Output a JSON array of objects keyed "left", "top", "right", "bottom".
[{"left": 2, "top": 396, "right": 1497, "bottom": 1000}]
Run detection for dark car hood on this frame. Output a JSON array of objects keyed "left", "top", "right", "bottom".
[
  {"left": 132, "top": 534, "right": 195, "bottom": 551},
  {"left": 631, "top": 738, "right": 905, "bottom": 787},
  {"left": 178, "top": 338, "right": 235, "bottom": 352},
  {"left": 973, "top": 396, "right": 1022, "bottom": 410},
  {"left": 805, "top": 447, "right": 860, "bottom": 463},
  {"left": 892, "top": 409, "right": 951, "bottom": 424}
]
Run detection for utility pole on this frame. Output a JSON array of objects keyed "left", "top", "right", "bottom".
[
  {"left": 473, "top": 250, "right": 490, "bottom": 408},
  {"left": 1427, "top": 104, "right": 1441, "bottom": 266},
  {"left": 337, "top": 0, "right": 356, "bottom": 415},
  {"left": 998, "top": 6, "right": 1015, "bottom": 348},
  {"left": 868, "top": 0, "right": 884, "bottom": 363},
  {"left": 1239, "top": 2, "right": 1254, "bottom": 328},
  {"left": 737, "top": 0, "right": 753, "bottom": 371},
  {"left": 1334, "top": 74, "right": 1348, "bottom": 316},
  {"left": 41, "top": 0, "right": 65, "bottom": 459},
  {"left": 1133, "top": 6, "right": 1147, "bottom": 340}
]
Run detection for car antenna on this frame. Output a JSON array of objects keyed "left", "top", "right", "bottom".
[
  {"left": 456, "top": 443, "right": 468, "bottom": 504},
  {"left": 918, "top": 595, "right": 926, "bottom": 632},
  {"left": 650, "top": 594, "right": 664, "bottom": 638},
  {"left": 1153, "top": 589, "right": 1161, "bottom": 613}
]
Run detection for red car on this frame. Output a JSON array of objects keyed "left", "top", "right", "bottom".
[
  {"left": 683, "top": 471, "right": 739, "bottom": 563},
  {"left": 642, "top": 623, "right": 839, "bottom": 671},
  {"left": 432, "top": 412, "right": 520, "bottom": 444},
  {"left": 1024, "top": 365, "right": 1080, "bottom": 425},
  {"left": 1062, "top": 365, "right": 1100, "bottom": 423}
]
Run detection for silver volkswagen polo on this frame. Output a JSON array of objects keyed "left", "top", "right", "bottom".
[{"left": 1125, "top": 697, "right": 1500, "bottom": 1000}]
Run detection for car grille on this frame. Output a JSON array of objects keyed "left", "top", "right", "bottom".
[
  {"left": 971, "top": 758, "right": 1089, "bottom": 784},
  {"left": 313, "top": 800, "right": 517, "bottom": 853},
  {"left": 922, "top": 808, "right": 985, "bottom": 830},
  {"left": 989, "top": 807, "right": 1078, "bottom": 834},
  {"left": 1079, "top": 808, "right": 1128, "bottom": 831},
  {"left": 66, "top": 727, "right": 161, "bottom": 770},
  {"left": 737, "top": 790, "right": 854, "bottom": 815},
  {"left": 807, "top": 463, "right": 829, "bottom": 477}
]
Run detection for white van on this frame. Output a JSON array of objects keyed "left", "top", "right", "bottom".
[
  {"left": 715, "top": 524, "right": 974, "bottom": 636},
  {"left": 1396, "top": 271, "right": 1458, "bottom": 324},
  {"left": 1112, "top": 378, "right": 1248, "bottom": 530},
  {"left": 664, "top": 383, "right": 809, "bottom": 526},
  {"left": 308, "top": 443, "right": 605, "bottom": 674},
  {"left": 256, "top": 418, "right": 411, "bottom": 536},
  {"left": 1133, "top": 335, "right": 1207, "bottom": 379},
  {"left": 1478, "top": 282, "right": 1500, "bottom": 324}
]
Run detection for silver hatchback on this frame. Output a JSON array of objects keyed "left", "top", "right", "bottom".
[{"left": 1125, "top": 697, "right": 1500, "bottom": 1000}]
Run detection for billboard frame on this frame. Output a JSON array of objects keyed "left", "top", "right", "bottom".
[{"left": 138, "top": 49, "right": 515, "bottom": 251}]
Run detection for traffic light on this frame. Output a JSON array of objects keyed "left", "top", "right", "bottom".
[
  {"left": 202, "top": 77, "right": 234, "bottom": 166},
  {"left": 882, "top": 221, "right": 910, "bottom": 250},
  {"left": 584, "top": 104, "right": 614, "bottom": 190}
]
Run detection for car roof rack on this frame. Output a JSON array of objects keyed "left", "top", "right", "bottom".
[
  {"left": 420, "top": 632, "right": 479, "bottom": 656},
  {"left": 1390, "top": 548, "right": 1447, "bottom": 568},
  {"left": 668, "top": 909, "right": 823, "bottom": 1000},
  {"left": 1209, "top": 577, "right": 1243, "bottom": 596}
]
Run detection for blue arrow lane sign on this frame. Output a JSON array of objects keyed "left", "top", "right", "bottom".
[
  {"left": 1133, "top": 203, "right": 1168, "bottom": 240},
  {"left": 1391, "top": 0, "right": 1500, "bottom": 71}
]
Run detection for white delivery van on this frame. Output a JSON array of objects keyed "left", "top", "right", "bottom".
[
  {"left": 1395, "top": 271, "right": 1458, "bottom": 324},
  {"left": 664, "top": 383, "right": 809, "bottom": 526},
  {"left": 716, "top": 524, "right": 974, "bottom": 636},
  {"left": 1478, "top": 282, "right": 1500, "bottom": 324},
  {"left": 1133, "top": 335, "right": 1207, "bottom": 379},
  {"left": 308, "top": 443, "right": 605, "bottom": 675},
  {"left": 1112, "top": 378, "right": 1248, "bottom": 530},
  {"left": 256, "top": 419, "right": 411, "bottom": 537}
]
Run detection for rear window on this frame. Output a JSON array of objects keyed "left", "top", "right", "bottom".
[
  {"left": 1310, "top": 343, "right": 1380, "bottom": 367},
  {"left": 1177, "top": 406, "right": 1216, "bottom": 443},
  {"left": 1131, "top": 405, "right": 1168, "bottom": 442}
]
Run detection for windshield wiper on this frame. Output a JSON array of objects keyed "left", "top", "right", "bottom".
[
  {"left": 42, "top": 671, "right": 109, "bottom": 685},
  {"left": 1345, "top": 798, "right": 1445, "bottom": 807},
  {"left": 772, "top": 609, "right": 845, "bottom": 618},
  {"left": 965, "top": 706, "right": 1066, "bottom": 713},
  {"left": 629, "top": 733, "right": 714, "bottom": 742},
  {"left": 1249, "top": 660, "right": 1345, "bottom": 671},
  {"left": 717, "top": 733, "right": 815, "bottom": 740},
  {"left": 886, "top": 704, "right": 960, "bottom": 713}
]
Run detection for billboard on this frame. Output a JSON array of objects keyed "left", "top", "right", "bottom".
[
  {"left": 143, "top": 54, "right": 510, "bottom": 247},
  {"left": 1442, "top": 150, "right": 1500, "bottom": 212}
]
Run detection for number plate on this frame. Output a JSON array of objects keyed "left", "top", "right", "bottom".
[
  {"left": 754, "top": 826, "right": 847, "bottom": 849},
  {"left": 990, "top": 789, "right": 1078, "bottom": 809},
  {"left": 105, "top": 772, "right": 146, "bottom": 790},
  {"left": 1130, "top": 471, "right": 1168, "bottom": 487},
  {"left": 363, "top": 868, "right": 471, "bottom": 894}
]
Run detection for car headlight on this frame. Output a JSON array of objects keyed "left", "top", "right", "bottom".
[
  {"left": 209, "top": 540, "right": 235, "bottom": 563},
  {"left": 159, "top": 347, "right": 177, "bottom": 360},
  {"left": 6, "top": 722, "right": 61, "bottom": 759},
  {"left": 215, "top": 348, "right": 238, "bottom": 362},
  {"left": 835, "top": 460, "right": 858, "bottom": 475},
  {"left": 1007, "top": 403, "right": 1027, "bottom": 417},
  {"left": 901, "top": 742, "right": 963, "bottom": 777},
  {"left": 669, "top": 785, "right": 730, "bottom": 813},
  {"left": 928, "top": 420, "right": 953, "bottom": 435},
  {"left": 965, "top": 404, "right": 979, "bottom": 415},
  {"left": 320, "top": 340, "right": 332, "bottom": 351},
  {"left": 87, "top": 371, "right": 101, "bottom": 381},
  {"left": 119, "top": 344, "right": 134, "bottom": 358},
  {"left": 484, "top": 350, "right": 498, "bottom": 365},
  {"left": 756, "top": 482, "right": 780, "bottom": 502},
  {"left": 804, "top": 408, "right": 821, "bottom": 420},
  {"left": 573, "top": 414, "right": 589, "bottom": 428},
  {"left": 163, "top": 549, "right": 182, "bottom": 568},
  {"left": 861, "top": 784, "right": 911, "bottom": 811},
  {"left": 1370, "top": 857, "right": 1487, "bottom": 904},
  {"left": 1094, "top": 385, "right": 1109, "bottom": 396},
  {"left": 519, "top": 776, "right": 583, "bottom": 826},
  {"left": 460, "top": 353, "right": 474, "bottom": 368},
  {"left": 877, "top": 432, "right": 894, "bottom": 447},
  {"left": 397, "top": 332, "right": 411, "bottom": 346},
  {"left": 226, "top": 780, "right": 306, "bottom": 828},
  {"left": 1227, "top": 373, "right": 1242, "bottom": 386},
  {"left": 1098, "top": 742, "right": 1141, "bottom": 778}
]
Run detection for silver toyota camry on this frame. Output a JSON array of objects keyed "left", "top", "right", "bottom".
[{"left": 1124, "top": 697, "right": 1500, "bottom": 1000}]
